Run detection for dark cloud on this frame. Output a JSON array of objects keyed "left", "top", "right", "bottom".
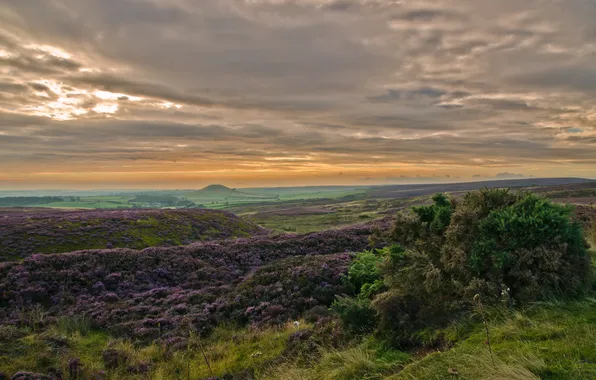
[
  {"left": 368, "top": 87, "right": 447, "bottom": 103},
  {"left": 320, "top": 1, "right": 355, "bottom": 12},
  {"left": 0, "top": 51, "right": 83, "bottom": 75},
  {"left": 0, "top": 82, "right": 28, "bottom": 94},
  {"left": 511, "top": 63, "right": 596, "bottom": 94},
  {"left": 466, "top": 99, "right": 537, "bottom": 112},
  {"left": 436, "top": 104, "right": 464, "bottom": 110},
  {"left": 399, "top": 9, "right": 462, "bottom": 22}
]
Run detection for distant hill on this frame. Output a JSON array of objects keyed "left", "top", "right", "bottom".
[
  {"left": 368, "top": 177, "right": 596, "bottom": 199},
  {"left": 185, "top": 184, "right": 278, "bottom": 201},
  {"left": 201, "top": 184, "right": 233, "bottom": 193}
]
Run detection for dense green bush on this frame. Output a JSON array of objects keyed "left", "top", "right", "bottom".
[
  {"left": 332, "top": 249, "right": 387, "bottom": 333},
  {"left": 331, "top": 296, "right": 377, "bottom": 333},
  {"left": 375, "top": 189, "right": 592, "bottom": 347},
  {"left": 346, "top": 250, "right": 385, "bottom": 294}
]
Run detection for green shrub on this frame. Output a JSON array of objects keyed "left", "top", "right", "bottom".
[
  {"left": 469, "top": 194, "right": 589, "bottom": 301},
  {"left": 374, "top": 189, "right": 592, "bottom": 347},
  {"left": 347, "top": 250, "right": 385, "bottom": 293},
  {"left": 331, "top": 296, "right": 377, "bottom": 333},
  {"left": 587, "top": 217, "right": 596, "bottom": 249}
]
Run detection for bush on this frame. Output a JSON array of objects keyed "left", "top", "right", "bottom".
[
  {"left": 469, "top": 194, "right": 589, "bottom": 301},
  {"left": 374, "top": 189, "right": 592, "bottom": 347},
  {"left": 346, "top": 250, "right": 385, "bottom": 293},
  {"left": 586, "top": 217, "right": 596, "bottom": 249},
  {"left": 331, "top": 296, "right": 377, "bottom": 333}
]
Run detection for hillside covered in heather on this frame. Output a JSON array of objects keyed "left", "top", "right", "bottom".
[
  {"left": 0, "top": 208, "right": 266, "bottom": 261},
  {"left": 0, "top": 192, "right": 595, "bottom": 380},
  {"left": 0, "top": 223, "right": 377, "bottom": 340}
]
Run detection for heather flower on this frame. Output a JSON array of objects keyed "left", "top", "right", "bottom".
[{"left": 0, "top": 222, "right": 376, "bottom": 338}]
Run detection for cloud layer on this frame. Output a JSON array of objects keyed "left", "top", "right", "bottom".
[{"left": 1, "top": 0, "right": 596, "bottom": 188}]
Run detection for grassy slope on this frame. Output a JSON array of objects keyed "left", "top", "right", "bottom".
[
  {"left": 239, "top": 197, "right": 429, "bottom": 234},
  {"left": 263, "top": 298, "right": 596, "bottom": 380},
  {"left": 393, "top": 300, "right": 596, "bottom": 380},
  {"left": 3, "top": 298, "right": 596, "bottom": 379},
  {"left": 0, "top": 209, "right": 264, "bottom": 261},
  {"left": 0, "top": 320, "right": 309, "bottom": 379},
  {"left": 267, "top": 246, "right": 596, "bottom": 380},
  {"left": 3, "top": 246, "right": 594, "bottom": 379}
]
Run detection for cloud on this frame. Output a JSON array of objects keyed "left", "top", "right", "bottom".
[
  {"left": 368, "top": 87, "right": 447, "bottom": 103},
  {"left": 1, "top": 0, "right": 596, "bottom": 187}
]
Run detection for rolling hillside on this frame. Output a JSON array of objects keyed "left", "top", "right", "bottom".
[{"left": 0, "top": 208, "right": 266, "bottom": 261}]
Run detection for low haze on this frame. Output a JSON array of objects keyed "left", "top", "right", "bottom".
[{"left": 1, "top": 0, "right": 596, "bottom": 189}]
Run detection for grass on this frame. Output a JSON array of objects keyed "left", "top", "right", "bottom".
[
  {"left": 248, "top": 211, "right": 380, "bottom": 234},
  {"left": 0, "top": 322, "right": 111, "bottom": 377},
  {"left": 259, "top": 298, "right": 596, "bottom": 380},
  {"left": 55, "top": 315, "right": 92, "bottom": 336},
  {"left": 392, "top": 299, "right": 596, "bottom": 379},
  {"left": 0, "top": 319, "right": 309, "bottom": 379},
  {"left": 2, "top": 209, "right": 262, "bottom": 260},
  {"left": 3, "top": 273, "right": 596, "bottom": 379},
  {"left": 2, "top": 195, "right": 594, "bottom": 379},
  {"left": 586, "top": 218, "right": 596, "bottom": 249},
  {"left": 265, "top": 337, "right": 411, "bottom": 380}
]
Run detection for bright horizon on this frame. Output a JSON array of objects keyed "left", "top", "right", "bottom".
[
  {"left": 2, "top": 176, "right": 595, "bottom": 194},
  {"left": 2, "top": 1, "right": 596, "bottom": 189}
]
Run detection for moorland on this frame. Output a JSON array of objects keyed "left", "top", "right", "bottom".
[{"left": 1, "top": 178, "right": 596, "bottom": 380}]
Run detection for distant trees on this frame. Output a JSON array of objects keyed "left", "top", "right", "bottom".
[{"left": 0, "top": 196, "right": 64, "bottom": 207}]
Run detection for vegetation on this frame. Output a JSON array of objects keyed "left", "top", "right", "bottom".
[
  {"left": 128, "top": 194, "right": 198, "bottom": 208},
  {"left": 0, "top": 208, "right": 265, "bottom": 261},
  {"left": 372, "top": 190, "right": 589, "bottom": 347},
  {"left": 0, "top": 196, "right": 66, "bottom": 207},
  {"left": 1, "top": 188, "right": 595, "bottom": 379},
  {"left": 0, "top": 224, "right": 374, "bottom": 339},
  {"left": 0, "top": 319, "right": 309, "bottom": 379}
]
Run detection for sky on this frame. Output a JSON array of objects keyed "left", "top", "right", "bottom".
[{"left": 1, "top": 0, "right": 596, "bottom": 189}]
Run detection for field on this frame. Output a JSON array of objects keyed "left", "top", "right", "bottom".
[
  {"left": 5, "top": 178, "right": 593, "bottom": 212},
  {"left": 1, "top": 179, "right": 596, "bottom": 379},
  {"left": 0, "top": 185, "right": 368, "bottom": 210}
]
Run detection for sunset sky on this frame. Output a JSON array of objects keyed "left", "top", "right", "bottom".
[{"left": 1, "top": 0, "right": 596, "bottom": 189}]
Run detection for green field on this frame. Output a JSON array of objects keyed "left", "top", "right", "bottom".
[{"left": 1, "top": 185, "right": 368, "bottom": 210}]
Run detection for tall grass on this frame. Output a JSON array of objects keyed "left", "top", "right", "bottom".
[
  {"left": 393, "top": 350, "right": 544, "bottom": 380},
  {"left": 586, "top": 217, "right": 596, "bottom": 249},
  {"left": 55, "top": 315, "right": 92, "bottom": 336},
  {"left": 265, "top": 345, "right": 409, "bottom": 380}
]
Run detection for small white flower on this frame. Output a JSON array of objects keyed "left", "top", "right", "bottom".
[{"left": 293, "top": 321, "right": 300, "bottom": 328}]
